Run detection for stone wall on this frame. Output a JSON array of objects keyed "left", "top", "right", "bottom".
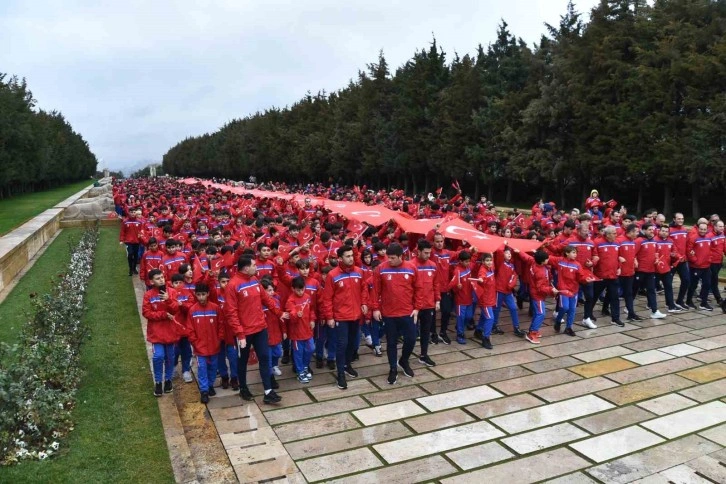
[{"left": 0, "top": 185, "right": 93, "bottom": 293}]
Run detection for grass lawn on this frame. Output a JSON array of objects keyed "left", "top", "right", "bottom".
[
  {"left": 0, "top": 227, "right": 173, "bottom": 483},
  {"left": 0, "top": 179, "right": 94, "bottom": 235},
  {"left": 0, "top": 229, "right": 83, "bottom": 349}
]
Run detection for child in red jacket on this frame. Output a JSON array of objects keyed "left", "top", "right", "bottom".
[
  {"left": 139, "top": 237, "right": 164, "bottom": 288},
  {"left": 142, "top": 269, "right": 182, "bottom": 397},
  {"left": 519, "top": 250, "right": 559, "bottom": 344},
  {"left": 261, "top": 277, "right": 285, "bottom": 390},
  {"left": 551, "top": 246, "right": 598, "bottom": 336},
  {"left": 185, "top": 283, "right": 225, "bottom": 403},
  {"left": 448, "top": 251, "right": 476, "bottom": 345},
  {"left": 286, "top": 277, "right": 316, "bottom": 383},
  {"left": 212, "top": 271, "right": 239, "bottom": 391},
  {"left": 474, "top": 253, "right": 496, "bottom": 349}
]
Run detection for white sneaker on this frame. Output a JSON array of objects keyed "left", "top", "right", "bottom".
[
  {"left": 365, "top": 335, "right": 373, "bottom": 346},
  {"left": 651, "top": 310, "right": 667, "bottom": 319},
  {"left": 272, "top": 366, "right": 282, "bottom": 376},
  {"left": 182, "top": 371, "right": 193, "bottom": 383},
  {"left": 582, "top": 318, "right": 597, "bottom": 329}
]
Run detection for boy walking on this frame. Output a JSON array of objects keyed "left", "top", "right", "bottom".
[
  {"left": 185, "top": 283, "right": 225, "bottom": 403},
  {"left": 142, "top": 269, "right": 182, "bottom": 396},
  {"left": 286, "top": 277, "right": 316, "bottom": 383}
]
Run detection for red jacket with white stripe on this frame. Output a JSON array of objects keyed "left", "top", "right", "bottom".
[
  {"left": 475, "top": 268, "right": 497, "bottom": 307},
  {"left": 548, "top": 255, "right": 593, "bottom": 295},
  {"left": 669, "top": 225, "right": 689, "bottom": 257},
  {"left": 371, "top": 261, "right": 421, "bottom": 317},
  {"left": 635, "top": 236, "right": 658, "bottom": 273},
  {"left": 185, "top": 301, "right": 225, "bottom": 356},
  {"left": 493, "top": 250, "right": 518, "bottom": 293},
  {"left": 520, "top": 252, "right": 556, "bottom": 301},
  {"left": 447, "top": 262, "right": 476, "bottom": 306},
  {"left": 411, "top": 257, "right": 440, "bottom": 310},
  {"left": 285, "top": 293, "right": 316, "bottom": 340},
  {"left": 263, "top": 294, "right": 285, "bottom": 346},
  {"left": 687, "top": 233, "right": 712, "bottom": 269},
  {"left": 709, "top": 232, "right": 726, "bottom": 265},
  {"left": 564, "top": 234, "right": 596, "bottom": 267},
  {"left": 654, "top": 236, "right": 677, "bottom": 274},
  {"left": 142, "top": 287, "right": 182, "bottom": 344},
  {"left": 593, "top": 239, "right": 620, "bottom": 280},
  {"left": 319, "top": 264, "right": 369, "bottom": 322},
  {"left": 616, "top": 235, "right": 637, "bottom": 277},
  {"left": 120, "top": 217, "right": 143, "bottom": 243},
  {"left": 224, "top": 273, "right": 281, "bottom": 338}
]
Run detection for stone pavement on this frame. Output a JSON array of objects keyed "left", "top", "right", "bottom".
[{"left": 156, "top": 289, "right": 726, "bottom": 483}]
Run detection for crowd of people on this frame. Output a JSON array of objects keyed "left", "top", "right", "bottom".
[{"left": 118, "top": 177, "right": 726, "bottom": 404}]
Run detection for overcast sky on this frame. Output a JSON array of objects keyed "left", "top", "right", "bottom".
[{"left": 0, "top": 0, "right": 599, "bottom": 173}]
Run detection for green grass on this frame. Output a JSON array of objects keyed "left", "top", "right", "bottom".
[
  {"left": 0, "top": 229, "right": 83, "bottom": 348},
  {"left": 0, "top": 227, "right": 173, "bottom": 483},
  {"left": 0, "top": 180, "right": 94, "bottom": 235}
]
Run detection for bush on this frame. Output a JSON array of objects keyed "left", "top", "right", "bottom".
[{"left": 0, "top": 227, "right": 98, "bottom": 465}]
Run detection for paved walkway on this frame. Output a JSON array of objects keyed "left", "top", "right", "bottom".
[
  {"left": 141, "top": 285, "right": 726, "bottom": 483},
  {"left": 198, "top": 291, "right": 726, "bottom": 483}
]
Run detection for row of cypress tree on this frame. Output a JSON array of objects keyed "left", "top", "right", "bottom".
[
  {"left": 162, "top": 1, "right": 726, "bottom": 217},
  {"left": 0, "top": 75, "right": 97, "bottom": 199}
]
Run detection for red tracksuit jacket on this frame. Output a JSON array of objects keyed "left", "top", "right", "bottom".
[
  {"left": 139, "top": 249, "right": 164, "bottom": 282},
  {"left": 142, "top": 287, "right": 182, "bottom": 344},
  {"left": 669, "top": 225, "right": 689, "bottom": 258},
  {"left": 708, "top": 232, "right": 726, "bottom": 265},
  {"left": 285, "top": 293, "right": 316, "bottom": 340},
  {"left": 635, "top": 236, "right": 658, "bottom": 273},
  {"left": 549, "top": 256, "right": 593, "bottom": 296},
  {"left": 448, "top": 262, "right": 476, "bottom": 306},
  {"left": 319, "top": 265, "right": 369, "bottom": 322},
  {"left": 264, "top": 294, "right": 286, "bottom": 346},
  {"left": 475, "top": 268, "right": 496, "bottom": 307},
  {"left": 655, "top": 236, "right": 676, "bottom": 274},
  {"left": 519, "top": 252, "right": 556, "bottom": 301},
  {"left": 371, "top": 261, "right": 421, "bottom": 317},
  {"left": 185, "top": 301, "right": 226, "bottom": 356},
  {"left": 225, "top": 273, "right": 282, "bottom": 338},
  {"left": 120, "top": 217, "right": 143, "bottom": 243},
  {"left": 411, "top": 257, "right": 440, "bottom": 310},
  {"left": 565, "top": 234, "right": 596, "bottom": 267},
  {"left": 616, "top": 235, "right": 637, "bottom": 277},
  {"left": 593, "top": 239, "right": 620, "bottom": 280},
  {"left": 493, "top": 251, "right": 518, "bottom": 293},
  {"left": 687, "top": 233, "right": 712, "bottom": 269}
]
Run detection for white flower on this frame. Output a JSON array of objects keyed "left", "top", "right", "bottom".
[
  {"left": 38, "top": 451, "right": 48, "bottom": 459},
  {"left": 50, "top": 441, "right": 59, "bottom": 451}
]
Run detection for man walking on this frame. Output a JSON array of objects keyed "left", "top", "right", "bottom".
[
  {"left": 371, "top": 243, "right": 421, "bottom": 384},
  {"left": 319, "top": 246, "right": 369, "bottom": 390}
]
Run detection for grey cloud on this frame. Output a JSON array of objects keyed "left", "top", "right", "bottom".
[{"left": 0, "top": 0, "right": 598, "bottom": 172}]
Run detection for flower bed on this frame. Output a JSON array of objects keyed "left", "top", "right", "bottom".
[{"left": 0, "top": 227, "right": 98, "bottom": 465}]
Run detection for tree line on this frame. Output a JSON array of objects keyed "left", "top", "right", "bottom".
[
  {"left": 0, "top": 74, "right": 97, "bottom": 199},
  {"left": 162, "top": 0, "right": 726, "bottom": 217}
]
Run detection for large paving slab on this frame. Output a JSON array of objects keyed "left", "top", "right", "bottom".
[
  {"left": 586, "top": 435, "right": 722, "bottom": 483},
  {"left": 441, "top": 448, "right": 590, "bottom": 483}
]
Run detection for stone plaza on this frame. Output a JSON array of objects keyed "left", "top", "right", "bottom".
[{"left": 140, "top": 282, "right": 726, "bottom": 483}]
